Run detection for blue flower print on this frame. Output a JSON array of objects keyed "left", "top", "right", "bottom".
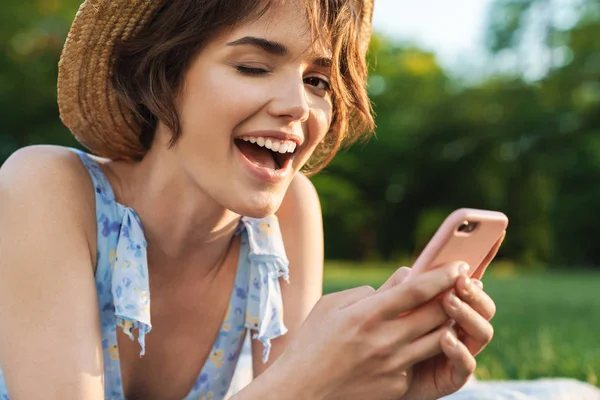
[
  {"left": 227, "top": 351, "right": 239, "bottom": 362},
  {"left": 193, "top": 373, "right": 210, "bottom": 391},
  {"left": 129, "top": 242, "right": 143, "bottom": 258},
  {"left": 121, "top": 224, "right": 130, "bottom": 239},
  {"left": 236, "top": 287, "right": 247, "bottom": 299},
  {"left": 199, "top": 373, "right": 209, "bottom": 384},
  {"left": 102, "top": 218, "right": 121, "bottom": 238}
]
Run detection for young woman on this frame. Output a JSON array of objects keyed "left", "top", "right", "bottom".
[{"left": 1, "top": 1, "right": 595, "bottom": 399}]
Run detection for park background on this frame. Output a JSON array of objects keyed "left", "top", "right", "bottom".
[{"left": 1, "top": 0, "right": 599, "bottom": 387}]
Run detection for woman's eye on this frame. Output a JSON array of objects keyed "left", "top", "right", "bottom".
[
  {"left": 305, "top": 76, "right": 331, "bottom": 92},
  {"left": 236, "top": 65, "right": 269, "bottom": 75}
]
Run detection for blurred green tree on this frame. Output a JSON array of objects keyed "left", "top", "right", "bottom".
[
  {"left": 314, "top": 0, "right": 600, "bottom": 267},
  {"left": 2, "top": 1, "right": 600, "bottom": 267},
  {"left": 0, "top": 0, "right": 80, "bottom": 161}
]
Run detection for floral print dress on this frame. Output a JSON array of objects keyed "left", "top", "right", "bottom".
[{"left": 0, "top": 149, "right": 290, "bottom": 400}]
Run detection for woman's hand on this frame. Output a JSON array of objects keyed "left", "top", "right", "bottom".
[
  {"left": 396, "top": 272, "right": 497, "bottom": 400},
  {"left": 256, "top": 262, "right": 469, "bottom": 400}
]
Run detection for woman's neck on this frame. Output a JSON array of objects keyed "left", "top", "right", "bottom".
[{"left": 102, "top": 143, "right": 241, "bottom": 279}]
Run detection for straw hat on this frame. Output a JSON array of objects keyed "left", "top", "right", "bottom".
[{"left": 57, "top": 0, "right": 375, "bottom": 161}]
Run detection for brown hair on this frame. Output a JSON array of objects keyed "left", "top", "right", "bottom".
[{"left": 112, "top": 0, "right": 374, "bottom": 174}]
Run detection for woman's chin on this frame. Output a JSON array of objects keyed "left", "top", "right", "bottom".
[{"left": 229, "top": 192, "right": 284, "bottom": 219}]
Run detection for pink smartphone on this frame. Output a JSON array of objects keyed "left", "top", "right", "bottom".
[{"left": 407, "top": 208, "right": 508, "bottom": 280}]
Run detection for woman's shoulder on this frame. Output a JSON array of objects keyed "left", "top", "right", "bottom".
[
  {"left": 0, "top": 145, "right": 95, "bottom": 206},
  {"left": 275, "top": 172, "right": 323, "bottom": 269},
  {"left": 0, "top": 145, "right": 98, "bottom": 259},
  {"left": 276, "top": 172, "right": 322, "bottom": 231}
]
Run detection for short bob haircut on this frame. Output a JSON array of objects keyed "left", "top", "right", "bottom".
[{"left": 112, "top": 0, "right": 375, "bottom": 175}]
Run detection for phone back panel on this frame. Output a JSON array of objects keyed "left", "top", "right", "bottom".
[{"left": 410, "top": 208, "right": 508, "bottom": 278}]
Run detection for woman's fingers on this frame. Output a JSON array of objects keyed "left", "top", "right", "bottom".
[
  {"left": 389, "top": 325, "right": 449, "bottom": 369},
  {"left": 377, "top": 266, "right": 411, "bottom": 292},
  {"left": 332, "top": 285, "right": 376, "bottom": 310},
  {"left": 440, "top": 330, "right": 477, "bottom": 392},
  {"left": 356, "top": 262, "right": 469, "bottom": 319},
  {"left": 443, "top": 290, "right": 494, "bottom": 356},
  {"left": 455, "top": 275, "right": 496, "bottom": 320},
  {"left": 385, "top": 297, "right": 448, "bottom": 342}
]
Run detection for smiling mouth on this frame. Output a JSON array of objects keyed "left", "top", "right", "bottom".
[{"left": 234, "top": 136, "right": 297, "bottom": 170}]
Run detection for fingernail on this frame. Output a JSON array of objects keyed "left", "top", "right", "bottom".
[
  {"left": 462, "top": 278, "right": 473, "bottom": 297},
  {"left": 448, "top": 291, "right": 461, "bottom": 309},
  {"left": 445, "top": 331, "right": 458, "bottom": 347},
  {"left": 458, "top": 263, "right": 470, "bottom": 275},
  {"left": 473, "top": 279, "right": 483, "bottom": 289}
]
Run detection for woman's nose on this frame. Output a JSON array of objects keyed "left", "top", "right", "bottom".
[{"left": 267, "top": 79, "right": 310, "bottom": 124}]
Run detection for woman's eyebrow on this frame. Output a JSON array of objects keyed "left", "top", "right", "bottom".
[
  {"left": 227, "top": 36, "right": 332, "bottom": 67},
  {"left": 227, "top": 36, "right": 288, "bottom": 56},
  {"left": 313, "top": 57, "right": 331, "bottom": 68}
]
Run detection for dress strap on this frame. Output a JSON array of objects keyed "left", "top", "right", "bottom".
[
  {"left": 71, "top": 148, "right": 152, "bottom": 356},
  {"left": 70, "top": 148, "right": 118, "bottom": 205}
]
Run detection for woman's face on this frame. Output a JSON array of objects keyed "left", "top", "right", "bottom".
[{"left": 164, "top": 1, "right": 333, "bottom": 218}]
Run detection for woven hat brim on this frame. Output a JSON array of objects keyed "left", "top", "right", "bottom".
[{"left": 57, "top": 0, "right": 166, "bottom": 160}]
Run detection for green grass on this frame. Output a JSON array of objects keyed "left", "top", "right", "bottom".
[{"left": 323, "top": 262, "right": 600, "bottom": 386}]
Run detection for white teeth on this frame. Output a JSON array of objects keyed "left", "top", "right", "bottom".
[{"left": 239, "top": 136, "right": 297, "bottom": 153}]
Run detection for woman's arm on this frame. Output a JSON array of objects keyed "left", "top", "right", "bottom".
[
  {"left": 251, "top": 173, "right": 324, "bottom": 377},
  {"left": 0, "top": 146, "right": 104, "bottom": 399}
]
